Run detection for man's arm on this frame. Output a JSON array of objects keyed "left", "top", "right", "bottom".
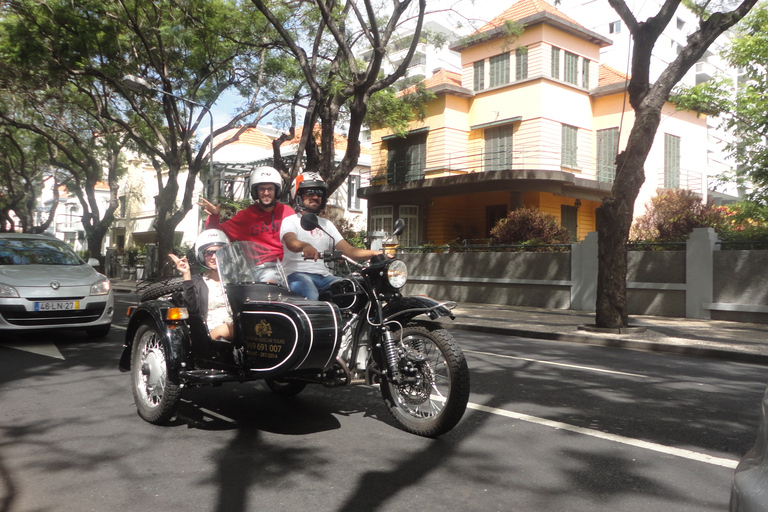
[
  {"left": 283, "top": 232, "right": 320, "bottom": 261},
  {"left": 336, "top": 239, "right": 384, "bottom": 261}
]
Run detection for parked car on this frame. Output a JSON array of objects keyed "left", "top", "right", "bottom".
[
  {"left": 0, "top": 233, "right": 114, "bottom": 337},
  {"left": 731, "top": 382, "right": 768, "bottom": 511}
]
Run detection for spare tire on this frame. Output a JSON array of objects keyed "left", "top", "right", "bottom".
[{"left": 139, "top": 277, "right": 186, "bottom": 302}]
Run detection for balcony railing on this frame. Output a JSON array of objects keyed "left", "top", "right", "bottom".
[{"left": 656, "top": 167, "right": 703, "bottom": 192}]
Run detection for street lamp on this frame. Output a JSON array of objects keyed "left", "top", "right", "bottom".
[{"left": 123, "top": 75, "right": 215, "bottom": 181}]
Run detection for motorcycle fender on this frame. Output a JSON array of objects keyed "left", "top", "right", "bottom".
[
  {"left": 382, "top": 296, "right": 455, "bottom": 324},
  {"left": 119, "top": 300, "right": 189, "bottom": 373}
]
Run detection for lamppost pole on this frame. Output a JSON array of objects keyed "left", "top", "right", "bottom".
[{"left": 123, "top": 75, "right": 214, "bottom": 182}]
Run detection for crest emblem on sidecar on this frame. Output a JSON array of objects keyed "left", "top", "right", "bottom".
[
  {"left": 50, "top": 281, "right": 60, "bottom": 290},
  {"left": 254, "top": 319, "right": 272, "bottom": 337}
]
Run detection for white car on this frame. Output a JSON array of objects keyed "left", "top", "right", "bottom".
[
  {"left": 731, "top": 382, "right": 768, "bottom": 511},
  {"left": 0, "top": 233, "right": 114, "bottom": 337}
]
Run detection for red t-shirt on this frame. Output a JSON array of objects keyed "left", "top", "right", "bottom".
[{"left": 205, "top": 202, "right": 295, "bottom": 261}]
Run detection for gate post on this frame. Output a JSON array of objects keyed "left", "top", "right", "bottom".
[
  {"left": 571, "top": 231, "right": 598, "bottom": 311},
  {"left": 686, "top": 227, "right": 719, "bottom": 319}
]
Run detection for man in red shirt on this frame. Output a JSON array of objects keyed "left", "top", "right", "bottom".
[{"left": 199, "top": 166, "right": 294, "bottom": 263}]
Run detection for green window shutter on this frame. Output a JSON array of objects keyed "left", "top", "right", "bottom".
[
  {"left": 564, "top": 52, "right": 578, "bottom": 84},
  {"left": 582, "top": 58, "right": 590, "bottom": 88},
  {"left": 484, "top": 125, "right": 514, "bottom": 172},
  {"left": 490, "top": 53, "right": 509, "bottom": 87},
  {"left": 474, "top": 60, "right": 484, "bottom": 91},
  {"left": 596, "top": 128, "right": 618, "bottom": 182},
  {"left": 551, "top": 47, "right": 560, "bottom": 79},
  {"left": 515, "top": 47, "right": 528, "bottom": 80},
  {"left": 561, "top": 125, "right": 578, "bottom": 168}
]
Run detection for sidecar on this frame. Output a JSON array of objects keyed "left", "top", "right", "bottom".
[{"left": 119, "top": 242, "right": 343, "bottom": 425}]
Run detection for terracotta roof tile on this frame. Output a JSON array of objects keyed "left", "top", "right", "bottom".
[
  {"left": 398, "top": 68, "right": 463, "bottom": 96},
  {"left": 475, "top": 0, "right": 581, "bottom": 33},
  {"left": 214, "top": 127, "right": 274, "bottom": 149},
  {"left": 598, "top": 64, "right": 629, "bottom": 87}
]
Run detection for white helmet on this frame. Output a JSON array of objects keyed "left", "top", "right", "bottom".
[
  {"left": 290, "top": 171, "right": 327, "bottom": 212},
  {"left": 249, "top": 166, "right": 282, "bottom": 202},
  {"left": 194, "top": 229, "right": 229, "bottom": 270}
]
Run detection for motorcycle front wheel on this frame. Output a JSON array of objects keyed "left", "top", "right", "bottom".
[
  {"left": 380, "top": 323, "right": 470, "bottom": 437},
  {"left": 131, "top": 321, "right": 182, "bottom": 424}
]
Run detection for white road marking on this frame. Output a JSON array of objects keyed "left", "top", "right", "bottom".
[
  {"left": 467, "top": 402, "right": 738, "bottom": 468},
  {"left": 465, "top": 349, "right": 647, "bottom": 377},
  {"left": 0, "top": 341, "right": 64, "bottom": 360}
]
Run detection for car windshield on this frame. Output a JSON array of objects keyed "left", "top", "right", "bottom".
[{"left": 0, "top": 238, "right": 85, "bottom": 266}]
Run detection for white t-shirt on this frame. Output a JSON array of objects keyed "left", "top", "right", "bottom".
[{"left": 280, "top": 213, "right": 343, "bottom": 276}]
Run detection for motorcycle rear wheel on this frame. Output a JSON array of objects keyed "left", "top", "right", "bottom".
[
  {"left": 380, "top": 323, "right": 470, "bottom": 437},
  {"left": 131, "top": 321, "right": 182, "bottom": 424}
]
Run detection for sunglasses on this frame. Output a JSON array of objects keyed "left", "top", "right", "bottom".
[
  {"left": 303, "top": 188, "right": 324, "bottom": 198},
  {"left": 203, "top": 249, "right": 218, "bottom": 257}
]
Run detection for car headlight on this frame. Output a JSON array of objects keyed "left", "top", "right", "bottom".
[
  {"left": 386, "top": 259, "right": 408, "bottom": 289},
  {"left": 90, "top": 277, "right": 111, "bottom": 296},
  {"left": 0, "top": 283, "right": 19, "bottom": 298}
]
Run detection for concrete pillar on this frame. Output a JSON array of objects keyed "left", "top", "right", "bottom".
[
  {"left": 686, "top": 227, "right": 719, "bottom": 319},
  {"left": 571, "top": 231, "right": 598, "bottom": 311}
]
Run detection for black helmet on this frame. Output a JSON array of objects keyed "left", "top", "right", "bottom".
[{"left": 290, "top": 171, "right": 327, "bottom": 213}]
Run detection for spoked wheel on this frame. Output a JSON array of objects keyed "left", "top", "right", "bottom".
[
  {"left": 380, "top": 323, "right": 470, "bottom": 437},
  {"left": 131, "top": 322, "right": 182, "bottom": 424},
  {"left": 266, "top": 378, "right": 308, "bottom": 397}
]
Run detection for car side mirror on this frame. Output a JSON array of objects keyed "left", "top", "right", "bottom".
[{"left": 87, "top": 258, "right": 100, "bottom": 267}]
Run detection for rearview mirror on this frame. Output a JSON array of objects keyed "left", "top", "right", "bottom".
[
  {"left": 300, "top": 213, "right": 320, "bottom": 232},
  {"left": 393, "top": 218, "right": 405, "bottom": 237}
]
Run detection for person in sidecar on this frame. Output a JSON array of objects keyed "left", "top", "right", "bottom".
[
  {"left": 198, "top": 166, "right": 294, "bottom": 283},
  {"left": 280, "top": 171, "right": 385, "bottom": 300},
  {"left": 168, "top": 229, "right": 234, "bottom": 341}
]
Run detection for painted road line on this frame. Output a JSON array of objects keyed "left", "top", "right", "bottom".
[
  {"left": 467, "top": 402, "right": 738, "bottom": 468},
  {"left": 465, "top": 349, "right": 647, "bottom": 378}
]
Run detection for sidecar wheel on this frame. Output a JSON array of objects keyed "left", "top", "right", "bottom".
[
  {"left": 266, "top": 378, "right": 307, "bottom": 397},
  {"left": 380, "top": 324, "right": 470, "bottom": 437},
  {"left": 131, "top": 322, "right": 182, "bottom": 424}
]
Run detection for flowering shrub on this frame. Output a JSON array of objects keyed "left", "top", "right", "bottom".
[
  {"left": 630, "top": 189, "right": 727, "bottom": 243},
  {"left": 490, "top": 207, "right": 571, "bottom": 249}
]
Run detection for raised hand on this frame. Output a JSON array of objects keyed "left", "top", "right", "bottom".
[{"left": 198, "top": 197, "right": 220, "bottom": 217}]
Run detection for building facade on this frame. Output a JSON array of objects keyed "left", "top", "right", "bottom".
[{"left": 363, "top": 0, "right": 709, "bottom": 247}]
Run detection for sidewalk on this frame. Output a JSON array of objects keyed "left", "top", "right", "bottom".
[{"left": 110, "top": 278, "right": 768, "bottom": 366}]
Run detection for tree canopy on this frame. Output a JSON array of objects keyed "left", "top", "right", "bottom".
[
  {"left": 0, "top": 0, "right": 291, "bottom": 264},
  {"left": 672, "top": 3, "right": 768, "bottom": 204}
]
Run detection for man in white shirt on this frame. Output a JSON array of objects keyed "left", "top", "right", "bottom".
[{"left": 280, "top": 172, "right": 384, "bottom": 300}]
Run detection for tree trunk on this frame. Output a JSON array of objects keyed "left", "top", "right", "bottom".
[{"left": 595, "top": 107, "right": 661, "bottom": 327}]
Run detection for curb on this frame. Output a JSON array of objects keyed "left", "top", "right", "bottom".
[{"left": 440, "top": 321, "right": 768, "bottom": 367}]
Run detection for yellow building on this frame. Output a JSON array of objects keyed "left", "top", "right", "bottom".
[{"left": 363, "top": 0, "right": 708, "bottom": 246}]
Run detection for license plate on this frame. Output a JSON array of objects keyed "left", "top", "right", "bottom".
[{"left": 34, "top": 301, "right": 80, "bottom": 311}]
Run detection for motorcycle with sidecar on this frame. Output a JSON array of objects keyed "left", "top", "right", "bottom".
[{"left": 119, "top": 216, "right": 470, "bottom": 437}]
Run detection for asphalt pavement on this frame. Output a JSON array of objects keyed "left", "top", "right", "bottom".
[{"left": 111, "top": 278, "right": 768, "bottom": 366}]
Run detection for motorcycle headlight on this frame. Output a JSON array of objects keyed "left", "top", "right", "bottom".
[
  {"left": 386, "top": 259, "right": 408, "bottom": 289},
  {"left": 90, "top": 276, "right": 111, "bottom": 296},
  {"left": 0, "top": 283, "right": 19, "bottom": 298}
]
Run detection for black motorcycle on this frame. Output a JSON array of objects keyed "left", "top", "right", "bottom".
[{"left": 119, "top": 215, "right": 470, "bottom": 437}]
